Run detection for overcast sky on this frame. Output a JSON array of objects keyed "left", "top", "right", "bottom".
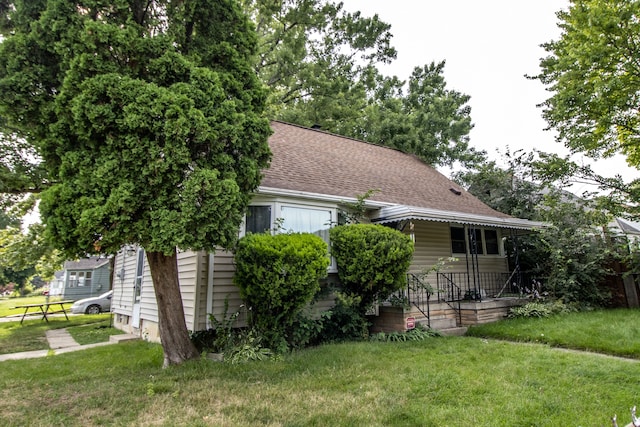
[{"left": 344, "top": 0, "right": 636, "bottom": 185}]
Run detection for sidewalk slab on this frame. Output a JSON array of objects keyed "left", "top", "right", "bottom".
[
  {"left": 0, "top": 350, "right": 51, "bottom": 362},
  {"left": 46, "top": 328, "right": 80, "bottom": 349}
]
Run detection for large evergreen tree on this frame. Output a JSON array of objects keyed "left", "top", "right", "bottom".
[{"left": 0, "top": 0, "right": 271, "bottom": 366}]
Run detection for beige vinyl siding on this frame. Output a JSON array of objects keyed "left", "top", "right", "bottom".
[
  {"left": 408, "top": 221, "right": 452, "bottom": 274},
  {"left": 208, "top": 250, "right": 247, "bottom": 329},
  {"left": 407, "top": 221, "right": 509, "bottom": 282},
  {"left": 192, "top": 251, "right": 211, "bottom": 331},
  {"left": 111, "top": 248, "right": 202, "bottom": 330}
]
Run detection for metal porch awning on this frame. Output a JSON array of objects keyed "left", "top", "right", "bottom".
[{"left": 370, "top": 205, "right": 547, "bottom": 231}]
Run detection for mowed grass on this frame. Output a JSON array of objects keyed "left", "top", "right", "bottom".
[
  {"left": 0, "top": 338, "right": 638, "bottom": 426},
  {"left": 0, "top": 314, "right": 119, "bottom": 353},
  {"left": 66, "top": 317, "right": 124, "bottom": 345},
  {"left": 467, "top": 308, "right": 640, "bottom": 358}
]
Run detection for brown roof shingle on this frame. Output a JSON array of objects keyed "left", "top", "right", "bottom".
[{"left": 262, "top": 121, "right": 510, "bottom": 219}]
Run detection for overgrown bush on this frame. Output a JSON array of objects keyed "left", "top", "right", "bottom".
[
  {"left": 508, "top": 299, "right": 577, "bottom": 319},
  {"left": 234, "top": 232, "right": 330, "bottom": 350},
  {"left": 329, "top": 224, "right": 414, "bottom": 314},
  {"left": 317, "top": 297, "right": 371, "bottom": 342},
  {"left": 508, "top": 302, "right": 553, "bottom": 319}
]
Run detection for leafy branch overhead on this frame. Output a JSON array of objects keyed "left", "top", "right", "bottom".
[
  {"left": 245, "top": 0, "right": 483, "bottom": 168},
  {"left": 531, "top": 0, "right": 640, "bottom": 217}
]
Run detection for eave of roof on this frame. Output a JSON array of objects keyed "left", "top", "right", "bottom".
[
  {"left": 64, "top": 257, "right": 111, "bottom": 270},
  {"left": 257, "top": 186, "right": 395, "bottom": 208},
  {"left": 371, "top": 205, "right": 547, "bottom": 231},
  {"left": 614, "top": 218, "right": 640, "bottom": 235}
]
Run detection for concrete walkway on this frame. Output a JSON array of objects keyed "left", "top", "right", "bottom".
[{"left": 0, "top": 328, "right": 139, "bottom": 362}]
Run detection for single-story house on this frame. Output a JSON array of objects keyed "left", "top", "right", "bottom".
[
  {"left": 51, "top": 257, "right": 112, "bottom": 300},
  {"left": 111, "top": 121, "right": 544, "bottom": 340}
]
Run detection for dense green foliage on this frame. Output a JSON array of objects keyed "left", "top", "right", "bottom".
[
  {"left": 0, "top": 0, "right": 272, "bottom": 364},
  {"left": 0, "top": 0, "right": 271, "bottom": 256},
  {"left": 532, "top": 0, "right": 640, "bottom": 214},
  {"left": 459, "top": 155, "right": 623, "bottom": 307},
  {"left": 246, "top": 0, "right": 482, "bottom": 167},
  {"left": 329, "top": 224, "right": 414, "bottom": 313},
  {"left": 234, "top": 232, "right": 330, "bottom": 348},
  {"left": 536, "top": 0, "right": 640, "bottom": 167},
  {"left": 0, "top": 223, "right": 63, "bottom": 290},
  {"left": 536, "top": 195, "right": 617, "bottom": 306}
]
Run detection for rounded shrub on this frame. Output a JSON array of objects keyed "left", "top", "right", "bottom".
[
  {"left": 329, "top": 224, "right": 414, "bottom": 313},
  {"left": 233, "top": 232, "right": 330, "bottom": 348}
]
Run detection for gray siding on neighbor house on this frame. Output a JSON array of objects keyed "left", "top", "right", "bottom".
[{"left": 63, "top": 262, "right": 111, "bottom": 300}]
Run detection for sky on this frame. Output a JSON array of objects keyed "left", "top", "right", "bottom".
[{"left": 344, "top": 0, "right": 637, "bottom": 186}]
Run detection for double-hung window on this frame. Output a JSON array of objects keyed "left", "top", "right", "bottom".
[
  {"left": 245, "top": 205, "right": 272, "bottom": 234},
  {"left": 450, "top": 226, "right": 501, "bottom": 256}
]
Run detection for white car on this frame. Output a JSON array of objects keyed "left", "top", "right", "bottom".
[{"left": 70, "top": 290, "right": 113, "bottom": 314}]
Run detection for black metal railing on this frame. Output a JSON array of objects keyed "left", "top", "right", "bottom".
[
  {"left": 435, "top": 273, "right": 462, "bottom": 325},
  {"left": 388, "top": 273, "right": 432, "bottom": 327},
  {"left": 436, "top": 270, "right": 540, "bottom": 302}
]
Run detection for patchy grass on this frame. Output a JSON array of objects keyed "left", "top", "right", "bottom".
[
  {"left": 0, "top": 314, "right": 116, "bottom": 354},
  {"left": 466, "top": 308, "right": 640, "bottom": 358},
  {"left": 66, "top": 318, "right": 124, "bottom": 345},
  {"left": 0, "top": 338, "right": 638, "bottom": 426}
]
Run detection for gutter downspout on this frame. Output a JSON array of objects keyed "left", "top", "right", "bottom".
[{"left": 206, "top": 253, "right": 215, "bottom": 329}]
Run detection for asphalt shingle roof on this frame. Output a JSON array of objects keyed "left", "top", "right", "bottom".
[{"left": 262, "top": 121, "right": 511, "bottom": 220}]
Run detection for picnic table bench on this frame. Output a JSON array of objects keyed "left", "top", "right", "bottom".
[{"left": 12, "top": 300, "right": 74, "bottom": 325}]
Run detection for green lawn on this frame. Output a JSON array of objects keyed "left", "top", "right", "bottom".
[
  {"left": 0, "top": 314, "right": 120, "bottom": 353},
  {"left": 0, "top": 338, "right": 638, "bottom": 426},
  {"left": 466, "top": 308, "right": 640, "bottom": 358},
  {"left": 66, "top": 317, "right": 124, "bottom": 345}
]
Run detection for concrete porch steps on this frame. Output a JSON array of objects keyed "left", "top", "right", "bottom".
[{"left": 109, "top": 334, "right": 140, "bottom": 344}]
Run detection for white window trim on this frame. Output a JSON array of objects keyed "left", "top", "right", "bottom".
[{"left": 242, "top": 199, "right": 338, "bottom": 272}]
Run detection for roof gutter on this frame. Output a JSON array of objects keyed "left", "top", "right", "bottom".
[{"left": 257, "top": 186, "right": 394, "bottom": 209}]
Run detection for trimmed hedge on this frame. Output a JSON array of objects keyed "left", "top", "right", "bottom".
[
  {"left": 233, "top": 232, "right": 330, "bottom": 344},
  {"left": 329, "top": 224, "right": 414, "bottom": 313}
]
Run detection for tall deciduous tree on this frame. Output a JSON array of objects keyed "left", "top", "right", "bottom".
[
  {"left": 351, "top": 62, "right": 481, "bottom": 167},
  {"left": 245, "top": 0, "right": 483, "bottom": 168},
  {"left": 533, "top": 0, "right": 640, "bottom": 216},
  {"left": 536, "top": 0, "right": 640, "bottom": 166},
  {"left": 0, "top": 0, "right": 271, "bottom": 366}
]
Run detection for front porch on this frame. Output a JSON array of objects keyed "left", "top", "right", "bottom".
[{"left": 370, "top": 272, "right": 531, "bottom": 335}]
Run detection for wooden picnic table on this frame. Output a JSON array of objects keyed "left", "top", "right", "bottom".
[{"left": 12, "top": 300, "right": 74, "bottom": 325}]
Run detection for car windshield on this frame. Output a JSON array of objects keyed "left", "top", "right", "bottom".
[{"left": 99, "top": 291, "right": 112, "bottom": 298}]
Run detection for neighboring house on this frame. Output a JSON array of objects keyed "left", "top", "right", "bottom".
[
  {"left": 54, "top": 257, "right": 112, "bottom": 301},
  {"left": 111, "top": 121, "right": 544, "bottom": 341}
]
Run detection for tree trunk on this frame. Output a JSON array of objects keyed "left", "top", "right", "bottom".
[{"left": 146, "top": 250, "right": 200, "bottom": 367}]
